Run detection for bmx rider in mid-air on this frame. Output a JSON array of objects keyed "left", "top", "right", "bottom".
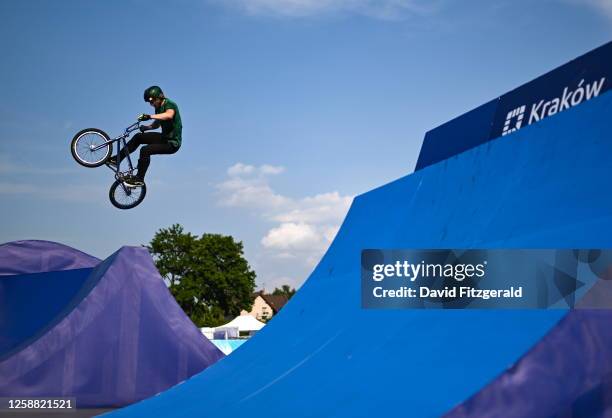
[{"left": 108, "top": 85, "right": 182, "bottom": 186}]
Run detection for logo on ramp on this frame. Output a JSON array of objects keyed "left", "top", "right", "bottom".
[
  {"left": 502, "top": 105, "right": 526, "bottom": 136},
  {"left": 500, "top": 77, "right": 607, "bottom": 137}
]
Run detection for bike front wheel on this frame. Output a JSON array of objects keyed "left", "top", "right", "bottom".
[
  {"left": 71, "top": 128, "right": 112, "bottom": 167},
  {"left": 109, "top": 180, "right": 147, "bottom": 210}
]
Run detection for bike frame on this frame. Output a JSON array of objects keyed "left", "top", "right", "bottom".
[{"left": 91, "top": 122, "right": 141, "bottom": 180}]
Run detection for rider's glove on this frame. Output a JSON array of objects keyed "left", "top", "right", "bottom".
[
  {"left": 139, "top": 125, "right": 148, "bottom": 133},
  {"left": 138, "top": 113, "right": 151, "bottom": 122}
]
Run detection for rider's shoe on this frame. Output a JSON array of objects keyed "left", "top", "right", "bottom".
[{"left": 124, "top": 175, "right": 145, "bottom": 187}]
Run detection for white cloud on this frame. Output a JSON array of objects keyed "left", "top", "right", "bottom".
[
  {"left": 273, "top": 252, "right": 298, "bottom": 260},
  {"left": 322, "top": 225, "right": 341, "bottom": 243},
  {"left": 261, "top": 222, "right": 322, "bottom": 251},
  {"left": 219, "top": 163, "right": 291, "bottom": 209},
  {"left": 227, "top": 163, "right": 256, "bottom": 176},
  {"left": 227, "top": 162, "right": 285, "bottom": 177},
  {"left": 260, "top": 164, "right": 285, "bottom": 175},
  {"left": 212, "top": 0, "right": 439, "bottom": 20},
  {"left": 273, "top": 192, "right": 352, "bottom": 224},
  {"left": 217, "top": 163, "right": 353, "bottom": 276},
  {"left": 217, "top": 176, "right": 290, "bottom": 209}
]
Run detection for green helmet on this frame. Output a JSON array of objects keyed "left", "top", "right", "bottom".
[{"left": 144, "top": 85, "right": 164, "bottom": 102}]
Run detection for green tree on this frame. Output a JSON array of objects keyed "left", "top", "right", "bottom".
[
  {"left": 148, "top": 224, "right": 256, "bottom": 327},
  {"left": 272, "top": 284, "right": 297, "bottom": 299}
]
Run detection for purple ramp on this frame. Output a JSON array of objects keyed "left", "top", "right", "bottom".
[
  {"left": 0, "top": 246, "right": 224, "bottom": 407},
  {"left": 445, "top": 309, "right": 612, "bottom": 418},
  {"left": 0, "top": 240, "right": 100, "bottom": 276}
]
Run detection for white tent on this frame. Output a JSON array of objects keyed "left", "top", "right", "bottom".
[
  {"left": 217, "top": 314, "right": 265, "bottom": 333},
  {"left": 200, "top": 327, "right": 215, "bottom": 340}
]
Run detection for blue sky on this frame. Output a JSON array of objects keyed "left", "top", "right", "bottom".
[{"left": 1, "top": 0, "right": 611, "bottom": 290}]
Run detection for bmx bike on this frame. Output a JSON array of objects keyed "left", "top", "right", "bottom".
[{"left": 70, "top": 121, "right": 146, "bottom": 209}]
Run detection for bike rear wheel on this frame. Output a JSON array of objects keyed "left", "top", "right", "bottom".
[
  {"left": 71, "top": 128, "right": 112, "bottom": 167},
  {"left": 109, "top": 180, "right": 147, "bottom": 209}
]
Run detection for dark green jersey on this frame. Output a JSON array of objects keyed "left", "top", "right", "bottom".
[{"left": 156, "top": 98, "right": 182, "bottom": 147}]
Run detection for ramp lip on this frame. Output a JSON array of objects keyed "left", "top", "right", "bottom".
[{"left": 0, "top": 239, "right": 101, "bottom": 276}]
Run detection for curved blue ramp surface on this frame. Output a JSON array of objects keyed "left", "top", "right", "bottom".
[
  {"left": 109, "top": 85, "right": 612, "bottom": 416},
  {"left": 0, "top": 246, "right": 224, "bottom": 407}
]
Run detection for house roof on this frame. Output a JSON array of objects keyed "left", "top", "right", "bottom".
[{"left": 260, "top": 294, "right": 289, "bottom": 313}]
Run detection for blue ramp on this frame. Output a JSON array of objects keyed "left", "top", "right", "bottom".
[{"left": 109, "top": 85, "right": 612, "bottom": 417}]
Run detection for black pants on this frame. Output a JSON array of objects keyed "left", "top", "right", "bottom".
[{"left": 117, "top": 132, "right": 179, "bottom": 179}]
